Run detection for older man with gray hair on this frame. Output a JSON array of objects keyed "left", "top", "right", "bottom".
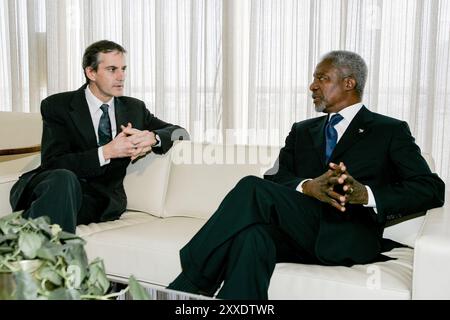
[{"left": 168, "top": 50, "right": 445, "bottom": 299}]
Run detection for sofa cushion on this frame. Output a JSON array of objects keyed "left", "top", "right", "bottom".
[
  {"left": 81, "top": 212, "right": 205, "bottom": 286},
  {"left": 268, "top": 247, "right": 413, "bottom": 300},
  {"left": 382, "top": 216, "right": 425, "bottom": 248},
  {"left": 123, "top": 152, "right": 171, "bottom": 217},
  {"left": 80, "top": 211, "right": 414, "bottom": 299},
  {"left": 163, "top": 142, "right": 279, "bottom": 219},
  {"left": 76, "top": 211, "right": 159, "bottom": 237}
]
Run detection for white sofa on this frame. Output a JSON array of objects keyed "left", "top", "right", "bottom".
[{"left": 1, "top": 112, "right": 449, "bottom": 300}]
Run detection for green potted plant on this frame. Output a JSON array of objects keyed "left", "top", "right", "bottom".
[{"left": 0, "top": 211, "right": 149, "bottom": 300}]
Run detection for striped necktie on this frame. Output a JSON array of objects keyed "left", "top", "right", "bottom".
[
  {"left": 325, "top": 113, "right": 343, "bottom": 163},
  {"left": 98, "top": 104, "right": 112, "bottom": 146}
]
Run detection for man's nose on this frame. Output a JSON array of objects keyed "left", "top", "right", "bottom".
[
  {"left": 309, "top": 80, "right": 318, "bottom": 91},
  {"left": 117, "top": 70, "right": 126, "bottom": 81}
]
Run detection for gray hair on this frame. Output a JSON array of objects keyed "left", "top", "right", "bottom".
[{"left": 320, "top": 50, "right": 368, "bottom": 97}]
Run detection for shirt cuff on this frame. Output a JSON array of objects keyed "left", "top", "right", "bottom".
[
  {"left": 98, "top": 147, "right": 110, "bottom": 166},
  {"left": 153, "top": 134, "right": 161, "bottom": 147},
  {"left": 364, "top": 185, "right": 378, "bottom": 213},
  {"left": 297, "top": 179, "right": 312, "bottom": 193}
]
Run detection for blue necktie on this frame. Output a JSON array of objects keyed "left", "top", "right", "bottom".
[
  {"left": 325, "top": 113, "right": 343, "bottom": 163},
  {"left": 98, "top": 104, "right": 112, "bottom": 146}
]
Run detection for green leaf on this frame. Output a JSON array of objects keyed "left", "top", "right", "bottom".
[
  {"left": 128, "top": 276, "right": 150, "bottom": 300},
  {"left": 0, "top": 246, "right": 14, "bottom": 254},
  {"left": 64, "top": 243, "right": 89, "bottom": 269},
  {"left": 36, "top": 242, "right": 63, "bottom": 263},
  {"left": 34, "top": 216, "right": 53, "bottom": 237},
  {"left": 9, "top": 225, "right": 23, "bottom": 234},
  {"left": 38, "top": 266, "right": 63, "bottom": 286},
  {"left": 66, "top": 264, "right": 83, "bottom": 289},
  {"left": 0, "top": 212, "right": 22, "bottom": 234},
  {"left": 18, "top": 232, "right": 43, "bottom": 259},
  {"left": 14, "top": 270, "right": 40, "bottom": 300},
  {"left": 87, "top": 259, "right": 110, "bottom": 295},
  {"left": 0, "top": 233, "right": 18, "bottom": 244},
  {"left": 59, "top": 231, "right": 85, "bottom": 244},
  {"left": 0, "top": 211, "right": 22, "bottom": 225}
]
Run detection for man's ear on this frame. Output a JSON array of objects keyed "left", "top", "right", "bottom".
[
  {"left": 344, "top": 77, "right": 356, "bottom": 91},
  {"left": 85, "top": 67, "right": 96, "bottom": 82}
]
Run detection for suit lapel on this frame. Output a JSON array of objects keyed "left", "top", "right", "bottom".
[
  {"left": 114, "top": 98, "right": 131, "bottom": 137},
  {"left": 69, "top": 85, "right": 98, "bottom": 148},
  {"left": 307, "top": 116, "right": 328, "bottom": 165},
  {"left": 331, "top": 106, "right": 373, "bottom": 161}
]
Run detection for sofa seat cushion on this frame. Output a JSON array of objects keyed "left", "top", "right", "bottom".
[
  {"left": 268, "top": 247, "right": 413, "bottom": 300},
  {"left": 80, "top": 211, "right": 414, "bottom": 300},
  {"left": 76, "top": 211, "right": 160, "bottom": 237},
  {"left": 80, "top": 214, "right": 205, "bottom": 286}
]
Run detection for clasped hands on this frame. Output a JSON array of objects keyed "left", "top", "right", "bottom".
[
  {"left": 302, "top": 162, "right": 368, "bottom": 212},
  {"left": 102, "top": 123, "right": 157, "bottom": 161}
]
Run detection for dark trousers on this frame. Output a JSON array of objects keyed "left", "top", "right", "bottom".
[
  {"left": 13, "top": 169, "right": 105, "bottom": 233},
  {"left": 171, "top": 175, "right": 324, "bottom": 299}
]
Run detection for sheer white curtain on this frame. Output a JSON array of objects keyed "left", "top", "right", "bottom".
[
  {"left": 0, "top": 0, "right": 222, "bottom": 141},
  {"left": 0, "top": 0, "right": 449, "bottom": 185},
  {"left": 227, "top": 0, "right": 450, "bottom": 186}
]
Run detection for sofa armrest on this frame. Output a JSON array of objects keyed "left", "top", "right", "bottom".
[
  {"left": 412, "top": 203, "right": 450, "bottom": 299},
  {"left": 0, "top": 145, "right": 41, "bottom": 156},
  {"left": 0, "top": 153, "right": 41, "bottom": 218},
  {"left": 0, "top": 173, "right": 20, "bottom": 217}
]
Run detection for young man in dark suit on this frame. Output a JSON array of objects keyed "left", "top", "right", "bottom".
[
  {"left": 168, "top": 50, "right": 445, "bottom": 299},
  {"left": 10, "top": 40, "right": 188, "bottom": 233}
]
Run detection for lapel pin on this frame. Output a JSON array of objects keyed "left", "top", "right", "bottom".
[{"left": 358, "top": 128, "right": 364, "bottom": 134}]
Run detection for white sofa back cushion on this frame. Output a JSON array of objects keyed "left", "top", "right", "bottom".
[
  {"left": 163, "top": 142, "right": 279, "bottom": 219},
  {"left": 161, "top": 142, "right": 435, "bottom": 249},
  {"left": 123, "top": 152, "right": 171, "bottom": 218}
]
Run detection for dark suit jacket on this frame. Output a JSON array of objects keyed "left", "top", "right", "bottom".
[
  {"left": 10, "top": 84, "right": 188, "bottom": 222},
  {"left": 264, "top": 106, "right": 445, "bottom": 265}
]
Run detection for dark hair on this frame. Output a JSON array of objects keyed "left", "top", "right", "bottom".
[
  {"left": 320, "top": 50, "right": 368, "bottom": 98},
  {"left": 82, "top": 40, "right": 127, "bottom": 83}
]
